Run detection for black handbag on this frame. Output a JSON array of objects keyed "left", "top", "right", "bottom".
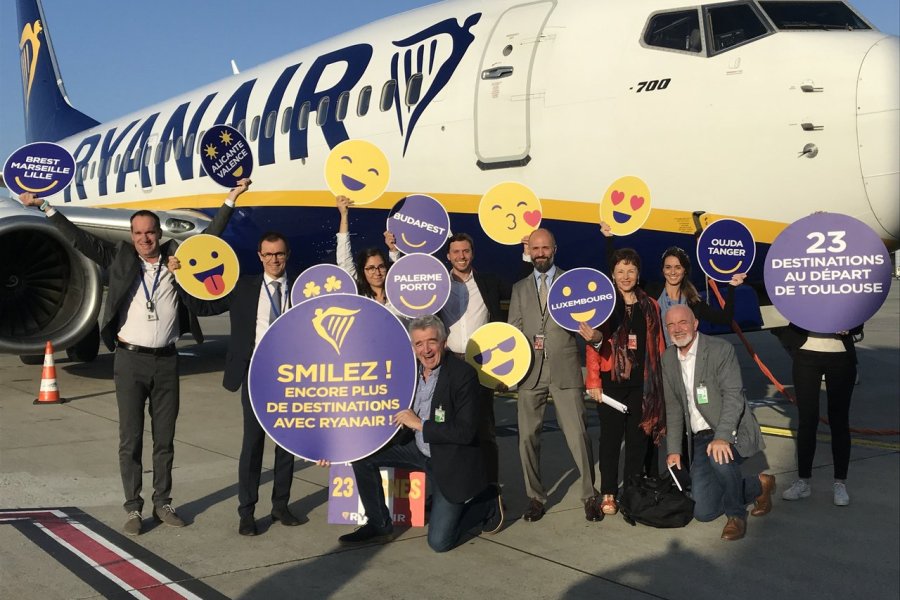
[{"left": 619, "top": 473, "right": 694, "bottom": 528}]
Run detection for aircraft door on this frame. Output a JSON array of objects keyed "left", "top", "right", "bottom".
[{"left": 475, "top": 1, "right": 556, "bottom": 170}]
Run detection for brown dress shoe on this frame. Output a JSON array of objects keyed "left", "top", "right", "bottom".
[
  {"left": 523, "top": 499, "right": 545, "bottom": 522},
  {"left": 583, "top": 495, "right": 604, "bottom": 522},
  {"left": 721, "top": 516, "right": 747, "bottom": 541},
  {"left": 751, "top": 473, "right": 776, "bottom": 517}
]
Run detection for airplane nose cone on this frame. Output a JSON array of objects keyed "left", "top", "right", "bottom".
[{"left": 857, "top": 35, "right": 899, "bottom": 242}]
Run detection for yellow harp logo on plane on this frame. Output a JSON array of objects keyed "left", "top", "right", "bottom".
[
  {"left": 312, "top": 307, "right": 360, "bottom": 355},
  {"left": 20, "top": 20, "right": 42, "bottom": 117}
]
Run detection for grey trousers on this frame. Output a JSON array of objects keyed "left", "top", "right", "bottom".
[
  {"left": 517, "top": 364, "right": 597, "bottom": 502},
  {"left": 113, "top": 348, "right": 179, "bottom": 513}
]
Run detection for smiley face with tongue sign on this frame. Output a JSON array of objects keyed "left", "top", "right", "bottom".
[{"left": 173, "top": 234, "right": 240, "bottom": 300}]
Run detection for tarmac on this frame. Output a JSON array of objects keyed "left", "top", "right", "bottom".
[{"left": 1, "top": 282, "right": 898, "bottom": 600}]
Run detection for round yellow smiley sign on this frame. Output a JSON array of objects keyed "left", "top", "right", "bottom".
[
  {"left": 324, "top": 139, "right": 390, "bottom": 205},
  {"left": 465, "top": 322, "right": 532, "bottom": 389},
  {"left": 477, "top": 182, "right": 543, "bottom": 245},
  {"left": 599, "top": 176, "right": 652, "bottom": 236},
  {"left": 173, "top": 234, "right": 240, "bottom": 300}
]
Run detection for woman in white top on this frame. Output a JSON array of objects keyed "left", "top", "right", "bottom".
[{"left": 335, "top": 195, "right": 396, "bottom": 309}]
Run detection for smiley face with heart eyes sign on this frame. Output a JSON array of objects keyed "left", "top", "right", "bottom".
[
  {"left": 599, "top": 176, "right": 652, "bottom": 236},
  {"left": 173, "top": 234, "right": 240, "bottom": 300}
]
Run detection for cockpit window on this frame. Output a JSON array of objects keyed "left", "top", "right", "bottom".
[
  {"left": 644, "top": 9, "right": 703, "bottom": 53},
  {"left": 705, "top": 3, "right": 770, "bottom": 53},
  {"left": 758, "top": 2, "right": 870, "bottom": 30}
]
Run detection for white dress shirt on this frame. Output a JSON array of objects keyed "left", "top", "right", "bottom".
[
  {"left": 255, "top": 274, "right": 289, "bottom": 348},
  {"left": 116, "top": 257, "right": 179, "bottom": 348},
  {"left": 677, "top": 338, "right": 712, "bottom": 433},
  {"left": 444, "top": 271, "right": 490, "bottom": 354}
]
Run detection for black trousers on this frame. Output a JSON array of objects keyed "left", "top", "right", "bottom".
[
  {"left": 792, "top": 349, "right": 855, "bottom": 480},
  {"left": 597, "top": 386, "right": 651, "bottom": 495},
  {"left": 238, "top": 374, "right": 295, "bottom": 518},
  {"left": 114, "top": 349, "right": 179, "bottom": 513}
]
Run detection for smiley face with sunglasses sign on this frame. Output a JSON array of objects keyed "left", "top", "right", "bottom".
[{"left": 465, "top": 323, "right": 532, "bottom": 388}]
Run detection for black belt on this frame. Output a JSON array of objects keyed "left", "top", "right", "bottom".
[
  {"left": 117, "top": 341, "right": 176, "bottom": 356},
  {"left": 694, "top": 428, "right": 715, "bottom": 437}
]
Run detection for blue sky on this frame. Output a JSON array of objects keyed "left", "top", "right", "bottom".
[{"left": 1, "top": 0, "right": 898, "bottom": 164}]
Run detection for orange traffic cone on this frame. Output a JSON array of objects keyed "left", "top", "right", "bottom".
[{"left": 34, "top": 341, "right": 66, "bottom": 405}]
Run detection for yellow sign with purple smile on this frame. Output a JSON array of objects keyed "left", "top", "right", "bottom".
[{"left": 173, "top": 234, "right": 240, "bottom": 300}]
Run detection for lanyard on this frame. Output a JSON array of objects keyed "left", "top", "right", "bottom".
[
  {"left": 141, "top": 262, "right": 163, "bottom": 310},
  {"left": 263, "top": 279, "right": 286, "bottom": 319}
]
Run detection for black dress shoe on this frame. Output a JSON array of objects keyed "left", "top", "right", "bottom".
[
  {"left": 238, "top": 515, "right": 258, "bottom": 536},
  {"left": 338, "top": 522, "right": 393, "bottom": 544},
  {"left": 584, "top": 495, "right": 605, "bottom": 522},
  {"left": 271, "top": 507, "right": 306, "bottom": 526},
  {"left": 523, "top": 498, "right": 545, "bottom": 522}
]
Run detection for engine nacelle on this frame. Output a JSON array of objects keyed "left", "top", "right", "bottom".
[{"left": 0, "top": 199, "right": 102, "bottom": 355}]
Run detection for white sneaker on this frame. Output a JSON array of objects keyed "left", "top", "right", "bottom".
[
  {"left": 782, "top": 479, "right": 811, "bottom": 501},
  {"left": 833, "top": 482, "right": 850, "bottom": 506}
]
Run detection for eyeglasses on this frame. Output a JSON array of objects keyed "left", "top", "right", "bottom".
[
  {"left": 364, "top": 264, "right": 388, "bottom": 273},
  {"left": 260, "top": 252, "right": 287, "bottom": 261},
  {"left": 473, "top": 336, "right": 516, "bottom": 366}
]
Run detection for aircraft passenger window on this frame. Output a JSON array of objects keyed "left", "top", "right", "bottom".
[
  {"left": 198, "top": 130, "right": 206, "bottom": 151},
  {"left": 174, "top": 137, "right": 183, "bottom": 158},
  {"left": 264, "top": 111, "right": 277, "bottom": 138},
  {"left": 297, "top": 101, "right": 310, "bottom": 130},
  {"left": 143, "top": 147, "right": 152, "bottom": 168},
  {"left": 644, "top": 10, "right": 702, "bottom": 52},
  {"left": 184, "top": 134, "right": 195, "bottom": 156},
  {"left": 281, "top": 107, "right": 293, "bottom": 134},
  {"left": 405, "top": 74, "right": 423, "bottom": 105},
  {"left": 758, "top": 1, "right": 869, "bottom": 30},
  {"left": 249, "top": 117, "right": 260, "bottom": 141},
  {"left": 380, "top": 80, "right": 396, "bottom": 112},
  {"left": 154, "top": 144, "right": 163, "bottom": 165},
  {"left": 89, "top": 162, "right": 95, "bottom": 179},
  {"left": 357, "top": 86, "right": 372, "bottom": 117},
  {"left": 236, "top": 119, "right": 246, "bottom": 137},
  {"left": 164, "top": 140, "right": 173, "bottom": 163},
  {"left": 336, "top": 92, "right": 350, "bottom": 122},
  {"left": 114, "top": 155, "right": 121, "bottom": 173},
  {"left": 316, "top": 97, "right": 330, "bottom": 126},
  {"left": 706, "top": 3, "right": 769, "bottom": 53}
]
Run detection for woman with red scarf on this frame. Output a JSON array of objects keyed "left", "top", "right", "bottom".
[{"left": 582, "top": 222, "right": 666, "bottom": 515}]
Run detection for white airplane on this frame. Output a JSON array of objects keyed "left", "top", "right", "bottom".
[{"left": 1, "top": 0, "right": 897, "bottom": 361}]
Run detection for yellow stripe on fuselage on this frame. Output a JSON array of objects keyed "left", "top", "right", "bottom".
[{"left": 101, "top": 190, "right": 790, "bottom": 244}]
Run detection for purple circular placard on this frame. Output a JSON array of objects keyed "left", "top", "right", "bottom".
[
  {"left": 547, "top": 268, "right": 617, "bottom": 332},
  {"left": 696, "top": 218, "right": 756, "bottom": 282},
  {"left": 199, "top": 125, "right": 254, "bottom": 188},
  {"left": 291, "top": 263, "right": 358, "bottom": 306},
  {"left": 386, "top": 194, "right": 451, "bottom": 255},
  {"left": 248, "top": 294, "right": 416, "bottom": 464},
  {"left": 385, "top": 253, "right": 451, "bottom": 318},
  {"left": 3, "top": 142, "right": 75, "bottom": 197},
  {"left": 764, "top": 213, "right": 892, "bottom": 332}
]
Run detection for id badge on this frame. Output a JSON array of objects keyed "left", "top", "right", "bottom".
[
  {"left": 627, "top": 333, "right": 638, "bottom": 350},
  {"left": 434, "top": 406, "right": 446, "bottom": 423},
  {"left": 146, "top": 310, "right": 158, "bottom": 322},
  {"left": 533, "top": 334, "right": 545, "bottom": 351},
  {"left": 696, "top": 384, "right": 709, "bottom": 405}
]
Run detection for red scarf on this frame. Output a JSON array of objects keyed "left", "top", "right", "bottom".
[{"left": 610, "top": 287, "right": 666, "bottom": 443}]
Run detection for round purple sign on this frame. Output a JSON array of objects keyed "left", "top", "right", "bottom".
[
  {"left": 385, "top": 253, "right": 451, "bottom": 318},
  {"left": 248, "top": 295, "right": 416, "bottom": 464},
  {"left": 3, "top": 142, "right": 75, "bottom": 197},
  {"left": 291, "top": 263, "right": 357, "bottom": 306},
  {"left": 547, "top": 268, "right": 617, "bottom": 332},
  {"left": 696, "top": 218, "right": 756, "bottom": 282},
  {"left": 200, "top": 125, "right": 254, "bottom": 188},
  {"left": 764, "top": 213, "right": 892, "bottom": 332},
  {"left": 386, "top": 194, "right": 450, "bottom": 255}
]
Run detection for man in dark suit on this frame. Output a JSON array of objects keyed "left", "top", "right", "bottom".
[
  {"left": 173, "top": 230, "right": 304, "bottom": 536},
  {"left": 662, "top": 304, "right": 776, "bottom": 541},
  {"left": 508, "top": 228, "right": 601, "bottom": 522},
  {"left": 338, "top": 315, "right": 503, "bottom": 552},
  {"left": 20, "top": 180, "right": 247, "bottom": 535}
]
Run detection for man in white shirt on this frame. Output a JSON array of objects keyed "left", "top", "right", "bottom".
[
  {"left": 20, "top": 180, "right": 248, "bottom": 536},
  {"left": 662, "top": 304, "right": 776, "bottom": 541}
]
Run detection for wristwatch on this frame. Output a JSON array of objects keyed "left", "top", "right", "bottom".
[{"left": 39, "top": 199, "right": 50, "bottom": 212}]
